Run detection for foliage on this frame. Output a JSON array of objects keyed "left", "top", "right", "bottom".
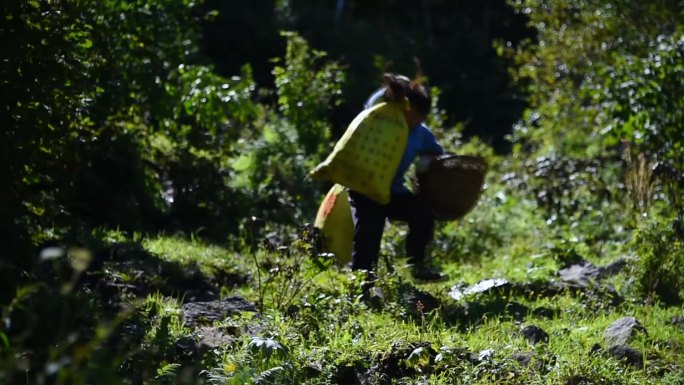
[
  {"left": 631, "top": 215, "right": 684, "bottom": 305},
  {"left": 154, "top": 64, "right": 260, "bottom": 239},
  {"left": 0, "top": 253, "right": 127, "bottom": 384},
  {"left": 506, "top": 0, "right": 682, "bottom": 157},
  {"left": 601, "top": 33, "right": 684, "bottom": 219},
  {"left": 3, "top": 1, "right": 684, "bottom": 384},
  {"left": 225, "top": 32, "right": 345, "bottom": 226},
  {"left": 505, "top": 0, "right": 684, "bottom": 309},
  {"left": 272, "top": 31, "right": 345, "bottom": 155},
  {"left": 202, "top": 0, "right": 534, "bottom": 150},
  {"left": 247, "top": 224, "right": 332, "bottom": 312},
  {"left": 601, "top": 34, "right": 684, "bottom": 167},
  {"left": 1, "top": 0, "right": 348, "bottom": 247},
  {"left": 1, "top": 0, "right": 100, "bottom": 263},
  {"left": 0, "top": 0, "right": 206, "bottom": 262}
]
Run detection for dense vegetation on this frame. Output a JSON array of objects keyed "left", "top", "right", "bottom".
[{"left": 1, "top": 0, "right": 683, "bottom": 384}]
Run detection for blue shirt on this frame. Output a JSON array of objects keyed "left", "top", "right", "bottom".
[
  {"left": 364, "top": 88, "right": 444, "bottom": 193},
  {"left": 391, "top": 123, "right": 443, "bottom": 193}
]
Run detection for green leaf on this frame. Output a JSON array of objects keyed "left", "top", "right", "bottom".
[
  {"left": 78, "top": 39, "right": 92, "bottom": 49},
  {"left": 247, "top": 337, "right": 288, "bottom": 360},
  {"left": 0, "top": 332, "right": 10, "bottom": 350}
]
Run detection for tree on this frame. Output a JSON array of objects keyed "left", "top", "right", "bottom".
[{"left": 506, "top": 0, "right": 682, "bottom": 157}]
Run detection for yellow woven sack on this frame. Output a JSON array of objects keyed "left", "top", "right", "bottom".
[
  {"left": 314, "top": 184, "right": 354, "bottom": 265},
  {"left": 310, "top": 102, "right": 408, "bottom": 204}
]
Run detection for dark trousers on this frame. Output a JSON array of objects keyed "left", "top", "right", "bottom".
[{"left": 348, "top": 190, "right": 435, "bottom": 271}]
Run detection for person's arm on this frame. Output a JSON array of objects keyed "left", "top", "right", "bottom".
[{"left": 419, "top": 124, "right": 444, "bottom": 155}]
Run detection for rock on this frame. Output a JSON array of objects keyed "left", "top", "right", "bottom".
[
  {"left": 182, "top": 296, "right": 257, "bottom": 328},
  {"left": 604, "top": 317, "right": 647, "bottom": 346},
  {"left": 557, "top": 258, "right": 626, "bottom": 286},
  {"left": 449, "top": 278, "right": 510, "bottom": 301},
  {"left": 196, "top": 326, "right": 237, "bottom": 350},
  {"left": 520, "top": 325, "right": 549, "bottom": 345},
  {"left": 558, "top": 262, "right": 601, "bottom": 287},
  {"left": 607, "top": 344, "right": 644, "bottom": 367},
  {"left": 672, "top": 316, "right": 684, "bottom": 329}
]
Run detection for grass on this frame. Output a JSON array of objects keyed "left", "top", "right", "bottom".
[
  {"left": 4, "top": 164, "right": 683, "bottom": 385},
  {"left": 114, "top": 192, "right": 680, "bottom": 384},
  {"left": 142, "top": 235, "right": 249, "bottom": 279}
]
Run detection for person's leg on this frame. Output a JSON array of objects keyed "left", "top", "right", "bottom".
[
  {"left": 388, "top": 192, "right": 445, "bottom": 280},
  {"left": 348, "top": 190, "right": 387, "bottom": 271},
  {"left": 387, "top": 192, "right": 435, "bottom": 265}
]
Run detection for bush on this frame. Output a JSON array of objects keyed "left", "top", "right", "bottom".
[{"left": 631, "top": 215, "right": 684, "bottom": 305}]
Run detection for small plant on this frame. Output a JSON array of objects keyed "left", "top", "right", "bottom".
[
  {"left": 246, "top": 222, "right": 331, "bottom": 313},
  {"left": 622, "top": 143, "right": 654, "bottom": 210},
  {"left": 247, "top": 337, "right": 289, "bottom": 361},
  {"left": 207, "top": 337, "right": 293, "bottom": 385}
]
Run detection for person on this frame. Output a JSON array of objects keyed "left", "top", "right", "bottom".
[{"left": 348, "top": 73, "right": 446, "bottom": 281}]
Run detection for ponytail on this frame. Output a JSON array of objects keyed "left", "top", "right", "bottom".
[{"left": 382, "top": 73, "right": 431, "bottom": 115}]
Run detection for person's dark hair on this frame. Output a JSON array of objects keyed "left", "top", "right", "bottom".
[{"left": 382, "top": 73, "right": 431, "bottom": 116}]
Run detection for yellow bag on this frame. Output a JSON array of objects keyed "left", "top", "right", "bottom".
[
  {"left": 314, "top": 184, "right": 354, "bottom": 265},
  {"left": 310, "top": 102, "right": 408, "bottom": 204}
]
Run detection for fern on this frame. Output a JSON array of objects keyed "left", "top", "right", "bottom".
[
  {"left": 254, "top": 366, "right": 285, "bottom": 385},
  {"left": 155, "top": 363, "right": 181, "bottom": 379}
]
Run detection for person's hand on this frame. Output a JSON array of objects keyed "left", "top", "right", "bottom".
[{"left": 416, "top": 155, "right": 436, "bottom": 173}]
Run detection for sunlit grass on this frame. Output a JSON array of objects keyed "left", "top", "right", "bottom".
[
  {"left": 120, "top": 226, "right": 684, "bottom": 385},
  {"left": 71, "top": 175, "right": 682, "bottom": 385},
  {"left": 142, "top": 234, "right": 248, "bottom": 277}
]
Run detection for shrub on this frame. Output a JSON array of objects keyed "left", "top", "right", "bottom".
[{"left": 631, "top": 215, "right": 684, "bottom": 305}]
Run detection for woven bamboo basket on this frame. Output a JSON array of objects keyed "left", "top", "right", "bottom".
[{"left": 416, "top": 154, "right": 488, "bottom": 220}]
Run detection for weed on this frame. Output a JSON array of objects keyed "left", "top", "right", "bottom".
[{"left": 623, "top": 144, "right": 654, "bottom": 210}]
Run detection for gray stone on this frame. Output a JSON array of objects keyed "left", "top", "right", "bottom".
[
  {"left": 558, "top": 262, "right": 600, "bottom": 287},
  {"left": 196, "top": 326, "right": 237, "bottom": 350},
  {"left": 604, "top": 317, "right": 647, "bottom": 346},
  {"left": 449, "top": 278, "right": 510, "bottom": 301},
  {"left": 182, "top": 296, "right": 257, "bottom": 328},
  {"left": 557, "top": 258, "right": 627, "bottom": 287}
]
